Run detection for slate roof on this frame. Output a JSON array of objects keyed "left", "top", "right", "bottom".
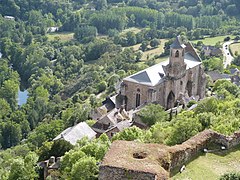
[
  {"left": 170, "top": 35, "right": 186, "bottom": 49},
  {"left": 53, "top": 122, "right": 96, "bottom": 145},
  {"left": 124, "top": 49, "right": 202, "bottom": 86},
  {"left": 230, "top": 68, "right": 239, "bottom": 75},
  {"left": 206, "top": 71, "right": 230, "bottom": 82}
]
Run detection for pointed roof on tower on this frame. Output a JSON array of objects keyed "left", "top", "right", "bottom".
[{"left": 170, "top": 35, "right": 186, "bottom": 49}]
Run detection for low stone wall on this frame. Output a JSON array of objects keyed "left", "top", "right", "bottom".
[
  {"left": 169, "top": 130, "right": 240, "bottom": 170},
  {"left": 99, "top": 166, "right": 158, "bottom": 180},
  {"left": 99, "top": 129, "right": 240, "bottom": 180}
]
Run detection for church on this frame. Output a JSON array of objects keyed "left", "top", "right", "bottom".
[{"left": 119, "top": 36, "right": 206, "bottom": 110}]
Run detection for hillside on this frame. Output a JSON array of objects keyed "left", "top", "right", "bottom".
[{"left": 0, "top": 0, "right": 240, "bottom": 179}]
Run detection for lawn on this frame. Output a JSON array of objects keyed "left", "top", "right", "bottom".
[
  {"left": 172, "top": 145, "right": 240, "bottom": 180},
  {"left": 191, "top": 35, "right": 235, "bottom": 46},
  {"left": 47, "top": 32, "right": 74, "bottom": 41},
  {"left": 129, "top": 39, "right": 168, "bottom": 61},
  {"left": 230, "top": 42, "right": 240, "bottom": 57},
  {"left": 120, "top": 27, "right": 142, "bottom": 35}
]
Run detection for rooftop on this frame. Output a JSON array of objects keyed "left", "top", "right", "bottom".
[
  {"left": 53, "top": 122, "right": 96, "bottom": 145},
  {"left": 170, "top": 35, "right": 186, "bottom": 49},
  {"left": 124, "top": 51, "right": 202, "bottom": 86}
]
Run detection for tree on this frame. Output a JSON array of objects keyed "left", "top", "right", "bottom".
[
  {"left": 213, "top": 79, "right": 240, "bottom": 98},
  {"left": 224, "top": 36, "right": 231, "bottom": 42},
  {"left": 138, "top": 104, "right": 168, "bottom": 126},
  {"left": 220, "top": 172, "right": 240, "bottom": 180},
  {"left": 0, "top": 120, "right": 22, "bottom": 149},
  {"left": 24, "top": 32, "right": 33, "bottom": 45},
  {"left": 140, "top": 41, "right": 148, "bottom": 51},
  {"left": 8, "top": 152, "right": 38, "bottom": 180},
  {"left": 112, "top": 126, "right": 146, "bottom": 142},
  {"left": 38, "top": 140, "right": 73, "bottom": 161},
  {"left": 70, "top": 157, "right": 98, "bottom": 180},
  {"left": 0, "top": 98, "right": 11, "bottom": 119},
  {"left": 194, "top": 97, "right": 219, "bottom": 115},
  {"left": 95, "top": 0, "right": 108, "bottom": 10},
  {"left": 97, "top": 81, "right": 107, "bottom": 93},
  {"left": 0, "top": 79, "right": 19, "bottom": 110},
  {"left": 202, "top": 57, "right": 223, "bottom": 72},
  {"left": 74, "top": 26, "right": 97, "bottom": 43},
  {"left": 232, "top": 55, "right": 240, "bottom": 66},
  {"left": 150, "top": 38, "right": 160, "bottom": 48},
  {"left": 167, "top": 112, "right": 202, "bottom": 145},
  {"left": 126, "top": 32, "right": 137, "bottom": 46}
]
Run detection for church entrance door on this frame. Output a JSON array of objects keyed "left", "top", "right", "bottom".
[{"left": 167, "top": 91, "right": 175, "bottom": 109}]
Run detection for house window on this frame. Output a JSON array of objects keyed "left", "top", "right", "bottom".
[
  {"left": 136, "top": 88, "right": 141, "bottom": 108},
  {"left": 136, "top": 93, "right": 140, "bottom": 107},
  {"left": 111, "top": 132, "right": 115, "bottom": 137},
  {"left": 175, "top": 50, "right": 179, "bottom": 57}
]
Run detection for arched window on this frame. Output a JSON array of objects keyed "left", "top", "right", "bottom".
[
  {"left": 136, "top": 88, "right": 141, "bottom": 107},
  {"left": 175, "top": 50, "right": 179, "bottom": 57}
]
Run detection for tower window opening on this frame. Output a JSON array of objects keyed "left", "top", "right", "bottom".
[{"left": 175, "top": 50, "right": 179, "bottom": 57}]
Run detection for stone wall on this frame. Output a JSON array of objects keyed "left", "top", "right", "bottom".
[
  {"left": 99, "top": 129, "right": 240, "bottom": 180},
  {"left": 169, "top": 130, "right": 240, "bottom": 170},
  {"left": 99, "top": 166, "right": 158, "bottom": 180}
]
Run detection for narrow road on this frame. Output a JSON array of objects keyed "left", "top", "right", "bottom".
[{"left": 222, "top": 41, "right": 234, "bottom": 68}]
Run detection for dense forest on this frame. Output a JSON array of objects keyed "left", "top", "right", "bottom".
[{"left": 0, "top": 0, "right": 240, "bottom": 179}]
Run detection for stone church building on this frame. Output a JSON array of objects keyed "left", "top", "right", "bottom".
[{"left": 119, "top": 36, "right": 206, "bottom": 110}]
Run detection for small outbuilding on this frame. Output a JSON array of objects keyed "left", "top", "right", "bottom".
[{"left": 53, "top": 122, "right": 96, "bottom": 145}]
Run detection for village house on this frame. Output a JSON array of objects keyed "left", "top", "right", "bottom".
[
  {"left": 201, "top": 45, "right": 222, "bottom": 57},
  {"left": 92, "top": 107, "right": 133, "bottom": 138},
  {"left": 53, "top": 122, "right": 96, "bottom": 145},
  {"left": 231, "top": 68, "right": 240, "bottom": 86},
  {"left": 119, "top": 36, "right": 206, "bottom": 110}
]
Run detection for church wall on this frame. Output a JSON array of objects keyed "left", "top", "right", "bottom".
[
  {"left": 156, "top": 83, "right": 165, "bottom": 107},
  {"left": 123, "top": 80, "right": 152, "bottom": 111},
  {"left": 190, "top": 65, "right": 200, "bottom": 96}
]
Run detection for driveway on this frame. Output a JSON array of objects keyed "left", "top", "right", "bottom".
[{"left": 222, "top": 41, "right": 234, "bottom": 68}]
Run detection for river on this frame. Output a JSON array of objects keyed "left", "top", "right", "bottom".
[{"left": 18, "top": 90, "right": 28, "bottom": 106}]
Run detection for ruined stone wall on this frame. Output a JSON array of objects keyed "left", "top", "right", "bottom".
[
  {"left": 169, "top": 130, "right": 240, "bottom": 170},
  {"left": 99, "top": 130, "right": 240, "bottom": 180},
  {"left": 169, "top": 130, "right": 216, "bottom": 169},
  {"left": 99, "top": 166, "right": 158, "bottom": 180}
]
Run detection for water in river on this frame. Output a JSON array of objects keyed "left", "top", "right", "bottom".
[{"left": 18, "top": 90, "right": 28, "bottom": 106}]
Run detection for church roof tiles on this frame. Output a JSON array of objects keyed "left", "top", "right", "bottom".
[{"left": 124, "top": 44, "right": 202, "bottom": 86}]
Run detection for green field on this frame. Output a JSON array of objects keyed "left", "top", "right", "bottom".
[
  {"left": 191, "top": 35, "right": 234, "bottom": 46},
  {"left": 128, "top": 39, "right": 168, "bottom": 61},
  {"left": 120, "top": 27, "right": 142, "bottom": 35},
  {"left": 230, "top": 42, "right": 240, "bottom": 57},
  {"left": 172, "top": 145, "right": 240, "bottom": 180},
  {"left": 47, "top": 32, "right": 74, "bottom": 41}
]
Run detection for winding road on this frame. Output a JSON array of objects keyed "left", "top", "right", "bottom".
[{"left": 222, "top": 41, "right": 234, "bottom": 68}]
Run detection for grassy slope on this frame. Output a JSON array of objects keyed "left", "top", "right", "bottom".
[
  {"left": 129, "top": 39, "right": 168, "bottom": 61},
  {"left": 46, "top": 32, "right": 74, "bottom": 41},
  {"left": 172, "top": 145, "right": 240, "bottom": 180},
  {"left": 230, "top": 42, "right": 240, "bottom": 57},
  {"left": 191, "top": 35, "right": 235, "bottom": 46}
]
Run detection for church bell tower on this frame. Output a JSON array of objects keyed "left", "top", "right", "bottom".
[{"left": 163, "top": 36, "right": 187, "bottom": 80}]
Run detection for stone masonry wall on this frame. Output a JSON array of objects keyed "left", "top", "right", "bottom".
[
  {"left": 169, "top": 130, "right": 240, "bottom": 170},
  {"left": 99, "top": 166, "right": 158, "bottom": 180},
  {"left": 99, "top": 129, "right": 240, "bottom": 180}
]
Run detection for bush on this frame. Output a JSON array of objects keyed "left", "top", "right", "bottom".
[{"left": 220, "top": 172, "right": 240, "bottom": 180}]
